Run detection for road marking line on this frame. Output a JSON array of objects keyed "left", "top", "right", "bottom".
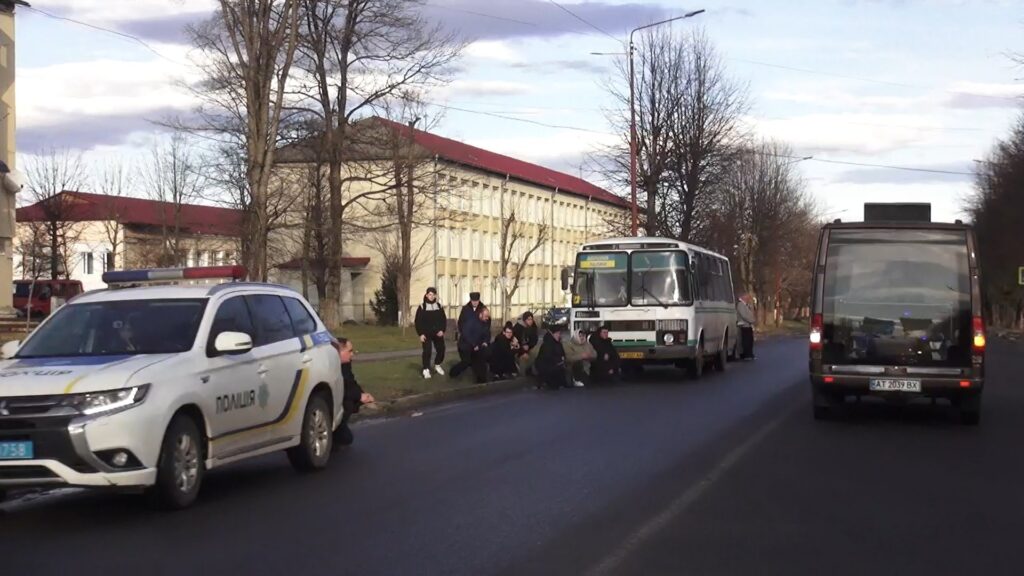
[{"left": 586, "top": 401, "right": 801, "bottom": 576}]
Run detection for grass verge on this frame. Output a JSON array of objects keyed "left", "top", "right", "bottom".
[
  {"left": 333, "top": 324, "right": 426, "bottom": 354},
  {"left": 351, "top": 358, "right": 483, "bottom": 403}
]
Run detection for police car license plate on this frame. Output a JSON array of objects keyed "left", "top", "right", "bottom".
[
  {"left": 0, "top": 440, "right": 33, "bottom": 460},
  {"left": 869, "top": 379, "right": 921, "bottom": 393},
  {"left": 620, "top": 352, "right": 644, "bottom": 359}
]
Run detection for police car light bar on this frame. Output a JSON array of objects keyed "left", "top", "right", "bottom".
[{"left": 102, "top": 266, "right": 248, "bottom": 286}]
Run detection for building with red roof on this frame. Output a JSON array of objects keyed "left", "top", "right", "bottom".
[
  {"left": 16, "top": 191, "right": 244, "bottom": 291},
  {"left": 275, "top": 117, "right": 629, "bottom": 323}
]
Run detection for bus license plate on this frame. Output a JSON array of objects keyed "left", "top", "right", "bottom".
[
  {"left": 869, "top": 379, "right": 921, "bottom": 393},
  {"left": 619, "top": 352, "right": 644, "bottom": 360},
  {"left": 0, "top": 441, "right": 33, "bottom": 460}
]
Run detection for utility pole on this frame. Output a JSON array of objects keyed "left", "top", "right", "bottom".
[{"left": 0, "top": 1, "right": 27, "bottom": 317}]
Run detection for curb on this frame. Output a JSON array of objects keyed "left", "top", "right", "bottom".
[{"left": 352, "top": 377, "right": 533, "bottom": 422}]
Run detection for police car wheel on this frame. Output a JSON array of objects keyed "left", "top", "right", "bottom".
[
  {"left": 287, "top": 392, "right": 333, "bottom": 472},
  {"left": 152, "top": 415, "right": 204, "bottom": 510}
]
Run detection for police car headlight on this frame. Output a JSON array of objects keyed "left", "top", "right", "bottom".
[{"left": 62, "top": 385, "right": 149, "bottom": 416}]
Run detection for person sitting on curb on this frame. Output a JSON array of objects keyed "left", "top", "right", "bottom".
[
  {"left": 589, "top": 325, "right": 622, "bottom": 384},
  {"left": 415, "top": 287, "right": 447, "bottom": 379},
  {"left": 563, "top": 328, "right": 596, "bottom": 388},
  {"left": 513, "top": 311, "right": 540, "bottom": 375},
  {"left": 449, "top": 307, "right": 491, "bottom": 384},
  {"left": 335, "top": 337, "right": 376, "bottom": 448},
  {"left": 490, "top": 322, "right": 520, "bottom": 380},
  {"left": 535, "top": 327, "right": 569, "bottom": 390}
]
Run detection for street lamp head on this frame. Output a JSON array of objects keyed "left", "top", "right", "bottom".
[{"left": 684, "top": 9, "right": 706, "bottom": 18}]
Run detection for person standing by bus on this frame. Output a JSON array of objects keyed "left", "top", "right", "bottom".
[
  {"left": 737, "top": 294, "right": 757, "bottom": 360},
  {"left": 415, "top": 287, "right": 447, "bottom": 379}
]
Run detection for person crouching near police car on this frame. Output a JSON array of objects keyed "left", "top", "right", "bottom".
[
  {"left": 335, "top": 337, "right": 376, "bottom": 448},
  {"left": 415, "top": 287, "right": 447, "bottom": 379}
]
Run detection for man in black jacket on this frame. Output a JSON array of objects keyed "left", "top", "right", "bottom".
[
  {"left": 334, "top": 337, "right": 376, "bottom": 448},
  {"left": 458, "top": 292, "right": 486, "bottom": 335},
  {"left": 589, "top": 325, "right": 621, "bottom": 384},
  {"left": 513, "top": 311, "right": 540, "bottom": 374},
  {"left": 415, "top": 287, "right": 447, "bottom": 379},
  {"left": 450, "top": 307, "right": 491, "bottom": 383},
  {"left": 535, "top": 329, "right": 568, "bottom": 390}
]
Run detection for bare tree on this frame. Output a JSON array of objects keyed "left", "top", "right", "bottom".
[
  {"left": 708, "top": 141, "right": 815, "bottom": 324},
  {"left": 665, "top": 29, "right": 749, "bottom": 244},
  {"left": 498, "top": 195, "right": 549, "bottom": 322},
  {"left": 290, "top": 0, "right": 463, "bottom": 328},
  {"left": 24, "top": 149, "right": 89, "bottom": 279},
  {"left": 185, "top": 0, "right": 303, "bottom": 280},
  {"left": 143, "top": 133, "right": 206, "bottom": 267},
  {"left": 968, "top": 114, "right": 1024, "bottom": 329},
  {"left": 597, "top": 27, "right": 748, "bottom": 240},
  {"left": 95, "top": 160, "right": 135, "bottom": 271}
]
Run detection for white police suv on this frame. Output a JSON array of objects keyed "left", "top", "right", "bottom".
[{"left": 0, "top": 266, "right": 344, "bottom": 509}]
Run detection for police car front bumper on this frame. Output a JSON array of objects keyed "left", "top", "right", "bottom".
[{"left": 0, "top": 402, "right": 160, "bottom": 489}]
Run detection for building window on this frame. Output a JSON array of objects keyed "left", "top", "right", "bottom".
[
  {"left": 82, "top": 252, "right": 94, "bottom": 275},
  {"left": 103, "top": 251, "right": 114, "bottom": 272}
]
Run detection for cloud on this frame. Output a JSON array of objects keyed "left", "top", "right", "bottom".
[
  {"left": 19, "top": 58, "right": 198, "bottom": 151},
  {"left": 36, "top": 0, "right": 216, "bottom": 23},
  {"left": 749, "top": 113, "right": 944, "bottom": 155},
  {"left": 113, "top": 12, "right": 211, "bottom": 45},
  {"left": 436, "top": 79, "right": 536, "bottom": 98},
  {"left": 508, "top": 59, "right": 611, "bottom": 75},
  {"left": 424, "top": 0, "right": 668, "bottom": 41},
  {"left": 832, "top": 162, "right": 975, "bottom": 185},
  {"left": 20, "top": 109, "right": 181, "bottom": 152},
  {"left": 943, "top": 82, "right": 1024, "bottom": 110}
]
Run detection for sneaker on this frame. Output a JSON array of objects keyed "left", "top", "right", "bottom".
[
  {"left": 573, "top": 380, "right": 586, "bottom": 388},
  {"left": 422, "top": 369, "right": 432, "bottom": 379},
  {"left": 434, "top": 365, "right": 445, "bottom": 376}
]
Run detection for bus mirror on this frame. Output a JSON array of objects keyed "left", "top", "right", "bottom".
[{"left": 560, "top": 268, "right": 570, "bottom": 292}]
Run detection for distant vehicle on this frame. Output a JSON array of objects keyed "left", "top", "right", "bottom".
[
  {"left": 568, "top": 237, "right": 738, "bottom": 378},
  {"left": 0, "top": 266, "right": 345, "bottom": 509},
  {"left": 809, "top": 203, "right": 986, "bottom": 425},
  {"left": 13, "top": 279, "right": 83, "bottom": 318},
  {"left": 541, "top": 307, "right": 569, "bottom": 329}
]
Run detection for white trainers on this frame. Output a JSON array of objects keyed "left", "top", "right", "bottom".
[
  {"left": 434, "top": 365, "right": 445, "bottom": 376},
  {"left": 422, "top": 369, "right": 432, "bottom": 379},
  {"left": 573, "top": 380, "right": 585, "bottom": 388}
]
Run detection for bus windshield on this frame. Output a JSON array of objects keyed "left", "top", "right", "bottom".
[
  {"left": 573, "top": 252, "right": 628, "bottom": 307},
  {"left": 822, "top": 229, "right": 972, "bottom": 367},
  {"left": 630, "top": 251, "right": 692, "bottom": 307}
]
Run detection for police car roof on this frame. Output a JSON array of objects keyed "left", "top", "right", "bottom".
[{"left": 72, "top": 282, "right": 298, "bottom": 304}]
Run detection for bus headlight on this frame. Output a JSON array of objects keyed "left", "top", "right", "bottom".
[{"left": 663, "top": 333, "right": 675, "bottom": 345}]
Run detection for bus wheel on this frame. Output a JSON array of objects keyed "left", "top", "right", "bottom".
[
  {"left": 713, "top": 337, "right": 728, "bottom": 372},
  {"left": 689, "top": 341, "right": 705, "bottom": 380}
]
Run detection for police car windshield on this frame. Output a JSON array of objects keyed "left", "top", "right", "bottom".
[{"left": 16, "top": 299, "right": 208, "bottom": 358}]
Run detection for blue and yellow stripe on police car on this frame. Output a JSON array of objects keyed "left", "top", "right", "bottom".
[
  {"left": 210, "top": 367, "right": 310, "bottom": 443},
  {"left": 298, "top": 330, "right": 334, "bottom": 352}
]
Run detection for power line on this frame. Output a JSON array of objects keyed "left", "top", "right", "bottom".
[
  {"left": 545, "top": 0, "right": 620, "bottom": 43},
  {"left": 761, "top": 152, "right": 975, "bottom": 176},
  {"left": 24, "top": 5, "right": 188, "bottom": 67},
  {"left": 427, "top": 102, "right": 612, "bottom": 134}
]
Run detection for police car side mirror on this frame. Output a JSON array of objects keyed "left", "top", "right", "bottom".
[
  {"left": 214, "top": 332, "right": 253, "bottom": 355},
  {"left": 1, "top": 340, "right": 20, "bottom": 359}
]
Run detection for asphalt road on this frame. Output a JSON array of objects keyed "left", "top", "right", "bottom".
[{"left": 2, "top": 337, "right": 1022, "bottom": 576}]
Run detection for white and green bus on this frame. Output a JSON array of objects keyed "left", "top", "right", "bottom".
[{"left": 569, "top": 237, "right": 739, "bottom": 378}]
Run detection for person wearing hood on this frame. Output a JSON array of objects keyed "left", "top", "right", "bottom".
[
  {"left": 458, "top": 292, "right": 489, "bottom": 336},
  {"left": 589, "top": 325, "right": 621, "bottom": 384},
  {"left": 563, "top": 328, "right": 596, "bottom": 387},
  {"left": 535, "top": 328, "right": 569, "bottom": 389},
  {"left": 513, "top": 310, "right": 540, "bottom": 374},
  {"left": 334, "top": 337, "right": 376, "bottom": 448},
  {"left": 449, "top": 306, "right": 491, "bottom": 383},
  {"left": 490, "top": 322, "right": 519, "bottom": 380},
  {"left": 415, "top": 287, "right": 447, "bottom": 379}
]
